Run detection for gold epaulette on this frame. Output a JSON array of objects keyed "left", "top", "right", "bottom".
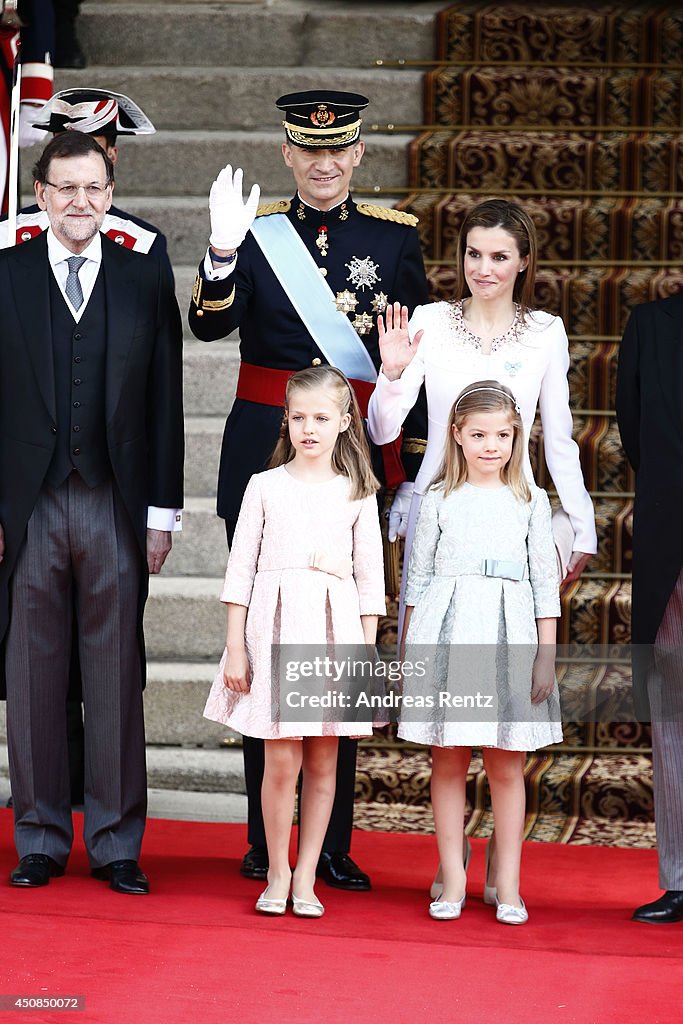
[
  {"left": 256, "top": 200, "right": 291, "bottom": 217},
  {"left": 356, "top": 202, "right": 419, "bottom": 227}
]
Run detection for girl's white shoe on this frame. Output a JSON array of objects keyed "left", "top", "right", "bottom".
[
  {"left": 495, "top": 896, "right": 528, "bottom": 925},
  {"left": 429, "top": 894, "right": 466, "bottom": 920},
  {"left": 291, "top": 894, "right": 325, "bottom": 918},
  {"left": 255, "top": 886, "right": 288, "bottom": 915}
]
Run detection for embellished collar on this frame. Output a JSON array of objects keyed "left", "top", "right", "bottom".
[
  {"left": 292, "top": 193, "right": 354, "bottom": 229},
  {"left": 450, "top": 299, "right": 522, "bottom": 353}
]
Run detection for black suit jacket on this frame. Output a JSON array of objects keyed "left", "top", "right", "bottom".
[
  {"left": 0, "top": 231, "right": 184, "bottom": 689},
  {"left": 616, "top": 293, "right": 683, "bottom": 648}
]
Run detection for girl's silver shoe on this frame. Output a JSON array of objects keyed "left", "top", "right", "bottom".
[
  {"left": 291, "top": 893, "right": 325, "bottom": 918},
  {"left": 430, "top": 836, "right": 472, "bottom": 900},
  {"left": 429, "top": 893, "right": 466, "bottom": 920},
  {"left": 255, "top": 886, "right": 288, "bottom": 915},
  {"left": 495, "top": 896, "right": 528, "bottom": 925}
]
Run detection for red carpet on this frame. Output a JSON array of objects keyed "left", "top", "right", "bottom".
[{"left": 0, "top": 809, "right": 680, "bottom": 1024}]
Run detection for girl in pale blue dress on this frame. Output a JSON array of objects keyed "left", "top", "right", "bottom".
[{"left": 401, "top": 381, "right": 561, "bottom": 925}]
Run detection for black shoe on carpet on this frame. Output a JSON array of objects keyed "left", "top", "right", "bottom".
[
  {"left": 10, "top": 854, "right": 65, "bottom": 887},
  {"left": 92, "top": 859, "right": 149, "bottom": 895},
  {"left": 632, "top": 890, "right": 683, "bottom": 924},
  {"left": 317, "top": 852, "right": 371, "bottom": 891},
  {"left": 240, "top": 845, "right": 268, "bottom": 880}
]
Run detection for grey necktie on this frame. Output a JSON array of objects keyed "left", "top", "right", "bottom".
[{"left": 65, "top": 255, "right": 87, "bottom": 310}]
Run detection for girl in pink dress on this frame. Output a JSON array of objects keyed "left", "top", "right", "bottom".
[{"left": 205, "top": 366, "right": 385, "bottom": 918}]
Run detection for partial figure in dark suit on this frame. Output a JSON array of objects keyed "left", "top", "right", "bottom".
[
  {"left": 616, "top": 295, "right": 683, "bottom": 924},
  {"left": 0, "top": 131, "right": 184, "bottom": 894},
  {"left": 189, "top": 90, "right": 429, "bottom": 891}
]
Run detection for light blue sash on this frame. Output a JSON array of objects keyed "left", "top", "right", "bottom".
[{"left": 250, "top": 214, "right": 378, "bottom": 384}]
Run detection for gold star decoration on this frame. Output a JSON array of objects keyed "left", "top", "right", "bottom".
[
  {"left": 371, "top": 291, "right": 389, "bottom": 314},
  {"left": 335, "top": 289, "right": 358, "bottom": 313},
  {"left": 353, "top": 312, "right": 374, "bottom": 336}
]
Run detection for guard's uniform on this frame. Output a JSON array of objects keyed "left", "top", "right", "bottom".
[
  {"left": 190, "top": 194, "right": 428, "bottom": 529},
  {"left": 0, "top": 202, "right": 173, "bottom": 282},
  {"left": 1, "top": 0, "right": 54, "bottom": 211}
]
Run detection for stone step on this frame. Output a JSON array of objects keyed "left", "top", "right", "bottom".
[
  {"left": 167, "top": 497, "right": 226, "bottom": 576},
  {"left": 144, "top": 661, "right": 236, "bottom": 747},
  {"left": 21, "top": 130, "right": 415, "bottom": 198},
  {"left": 183, "top": 342, "right": 239, "bottom": 418},
  {"left": 145, "top": 576, "right": 226, "bottom": 661},
  {"left": 79, "top": 2, "right": 444, "bottom": 69},
  {"left": 53, "top": 65, "right": 424, "bottom": 131},
  {"left": 185, "top": 416, "right": 224, "bottom": 498}
]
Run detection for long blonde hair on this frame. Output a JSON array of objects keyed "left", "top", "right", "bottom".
[
  {"left": 269, "top": 366, "right": 379, "bottom": 500},
  {"left": 432, "top": 379, "right": 531, "bottom": 502}
]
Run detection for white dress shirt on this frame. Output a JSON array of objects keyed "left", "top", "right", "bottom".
[{"left": 46, "top": 228, "right": 182, "bottom": 532}]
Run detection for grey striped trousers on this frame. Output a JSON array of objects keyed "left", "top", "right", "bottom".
[
  {"left": 5, "top": 474, "right": 147, "bottom": 868},
  {"left": 650, "top": 567, "right": 683, "bottom": 890}
]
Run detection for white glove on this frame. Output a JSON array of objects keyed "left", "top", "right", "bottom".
[
  {"left": 387, "top": 481, "right": 414, "bottom": 542},
  {"left": 18, "top": 103, "right": 47, "bottom": 149},
  {"left": 209, "top": 164, "right": 260, "bottom": 251}
]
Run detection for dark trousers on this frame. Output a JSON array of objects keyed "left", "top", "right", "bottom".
[
  {"left": 5, "top": 475, "right": 147, "bottom": 867},
  {"left": 225, "top": 518, "right": 358, "bottom": 854}
]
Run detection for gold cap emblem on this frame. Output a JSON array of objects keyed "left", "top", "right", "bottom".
[{"left": 310, "top": 104, "right": 336, "bottom": 127}]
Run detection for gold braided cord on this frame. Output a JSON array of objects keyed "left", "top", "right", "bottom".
[
  {"left": 256, "top": 200, "right": 291, "bottom": 217},
  {"left": 282, "top": 118, "right": 362, "bottom": 137},
  {"left": 356, "top": 202, "right": 419, "bottom": 227}
]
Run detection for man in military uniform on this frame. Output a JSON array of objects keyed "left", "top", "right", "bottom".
[{"left": 189, "top": 90, "right": 428, "bottom": 891}]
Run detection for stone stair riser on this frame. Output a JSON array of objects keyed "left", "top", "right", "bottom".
[
  {"left": 79, "top": 4, "right": 442, "bottom": 69},
  {"left": 54, "top": 66, "right": 424, "bottom": 132},
  {"left": 21, "top": 133, "right": 415, "bottom": 199}
]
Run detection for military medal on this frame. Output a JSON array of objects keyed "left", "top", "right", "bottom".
[
  {"left": 346, "top": 255, "right": 381, "bottom": 292},
  {"left": 371, "top": 291, "right": 389, "bottom": 314},
  {"left": 316, "top": 225, "right": 329, "bottom": 257},
  {"left": 335, "top": 290, "right": 358, "bottom": 313},
  {"left": 352, "top": 312, "right": 374, "bottom": 336}
]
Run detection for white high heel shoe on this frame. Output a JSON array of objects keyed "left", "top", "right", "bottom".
[
  {"left": 429, "top": 893, "right": 466, "bottom": 920},
  {"left": 430, "top": 836, "right": 472, "bottom": 900}
]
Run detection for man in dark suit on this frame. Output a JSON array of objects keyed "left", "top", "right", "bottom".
[
  {"left": 0, "top": 130, "right": 184, "bottom": 893},
  {"left": 189, "top": 90, "right": 428, "bottom": 890},
  {"left": 0, "top": 86, "right": 175, "bottom": 808},
  {"left": 616, "top": 295, "right": 683, "bottom": 924}
]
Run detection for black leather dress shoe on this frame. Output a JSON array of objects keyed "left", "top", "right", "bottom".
[
  {"left": 632, "top": 890, "right": 683, "bottom": 924},
  {"left": 10, "top": 854, "right": 65, "bottom": 888},
  {"left": 316, "top": 852, "right": 371, "bottom": 891},
  {"left": 91, "top": 860, "right": 149, "bottom": 895},
  {"left": 240, "top": 845, "right": 268, "bottom": 880}
]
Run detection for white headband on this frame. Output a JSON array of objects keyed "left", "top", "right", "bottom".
[{"left": 454, "top": 386, "right": 521, "bottom": 415}]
